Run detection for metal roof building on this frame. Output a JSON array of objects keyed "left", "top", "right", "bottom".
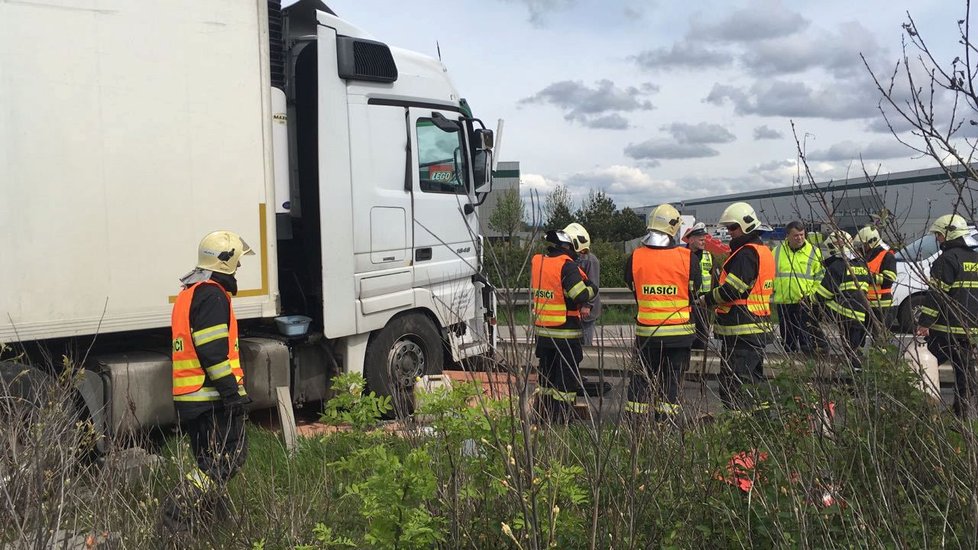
[{"left": 640, "top": 165, "right": 977, "bottom": 243}]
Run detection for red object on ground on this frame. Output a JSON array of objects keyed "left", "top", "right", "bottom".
[
  {"left": 704, "top": 234, "right": 731, "bottom": 255},
  {"left": 719, "top": 449, "right": 769, "bottom": 493}
]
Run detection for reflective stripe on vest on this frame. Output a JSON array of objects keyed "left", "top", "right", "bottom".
[
  {"left": 715, "top": 243, "right": 775, "bottom": 335},
  {"left": 530, "top": 254, "right": 587, "bottom": 337},
  {"left": 700, "top": 252, "right": 714, "bottom": 293},
  {"left": 866, "top": 248, "right": 895, "bottom": 306},
  {"left": 171, "top": 280, "right": 245, "bottom": 402},
  {"left": 772, "top": 242, "right": 820, "bottom": 304},
  {"left": 631, "top": 246, "right": 694, "bottom": 338}
]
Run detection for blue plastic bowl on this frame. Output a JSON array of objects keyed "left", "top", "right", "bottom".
[{"left": 274, "top": 315, "right": 312, "bottom": 337}]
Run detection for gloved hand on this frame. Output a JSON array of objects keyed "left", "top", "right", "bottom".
[{"left": 223, "top": 393, "right": 252, "bottom": 416}]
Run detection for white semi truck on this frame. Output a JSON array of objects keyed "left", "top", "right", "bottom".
[{"left": 0, "top": 0, "right": 497, "bottom": 438}]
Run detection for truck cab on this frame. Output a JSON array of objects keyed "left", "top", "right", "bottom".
[{"left": 0, "top": 0, "right": 496, "bottom": 438}]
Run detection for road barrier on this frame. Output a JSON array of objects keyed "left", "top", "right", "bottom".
[{"left": 501, "top": 287, "right": 634, "bottom": 306}]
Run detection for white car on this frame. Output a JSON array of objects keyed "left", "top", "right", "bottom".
[{"left": 892, "top": 232, "right": 978, "bottom": 332}]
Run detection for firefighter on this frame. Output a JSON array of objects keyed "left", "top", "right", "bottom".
[
  {"left": 530, "top": 229, "right": 598, "bottom": 422},
  {"left": 856, "top": 225, "right": 897, "bottom": 336},
  {"left": 916, "top": 214, "right": 978, "bottom": 418},
  {"left": 164, "top": 231, "right": 253, "bottom": 529},
  {"left": 563, "top": 222, "right": 601, "bottom": 346},
  {"left": 772, "top": 221, "right": 825, "bottom": 354},
  {"left": 810, "top": 231, "right": 872, "bottom": 373},
  {"left": 624, "top": 204, "right": 700, "bottom": 420},
  {"left": 682, "top": 222, "right": 713, "bottom": 350},
  {"left": 703, "top": 202, "right": 775, "bottom": 410}
]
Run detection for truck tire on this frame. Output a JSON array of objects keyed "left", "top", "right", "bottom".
[
  {"left": 364, "top": 313, "right": 445, "bottom": 418},
  {"left": 898, "top": 294, "right": 925, "bottom": 334}
]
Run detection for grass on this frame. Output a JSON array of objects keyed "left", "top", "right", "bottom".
[{"left": 5, "top": 347, "right": 978, "bottom": 548}]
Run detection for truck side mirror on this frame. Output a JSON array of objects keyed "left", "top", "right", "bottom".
[
  {"left": 473, "top": 149, "right": 492, "bottom": 195},
  {"left": 476, "top": 128, "right": 493, "bottom": 149}
]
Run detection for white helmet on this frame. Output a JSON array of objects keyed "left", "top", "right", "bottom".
[
  {"left": 929, "top": 214, "right": 971, "bottom": 241},
  {"left": 647, "top": 203, "right": 682, "bottom": 237},
  {"left": 718, "top": 202, "right": 764, "bottom": 233},
  {"left": 562, "top": 222, "right": 591, "bottom": 252},
  {"left": 856, "top": 225, "right": 881, "bottom": 248},
  {"left": 825, "top": 230, "right": 854, "bottom": 258},
  {"left": 197, "top": 231, "right": 255, "bottom": 275}
]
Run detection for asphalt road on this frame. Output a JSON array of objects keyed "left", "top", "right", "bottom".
[{"left": 495, "top": 325, "right": 959, "bottom": 421}]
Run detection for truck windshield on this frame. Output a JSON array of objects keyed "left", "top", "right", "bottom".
[{"left": 417, "top": 118, "right": 467, "bottom": 194}]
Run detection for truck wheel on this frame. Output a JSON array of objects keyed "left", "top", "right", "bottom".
[
  {"left": 898, "top": 294, "right": 925, "bottom": 334},
  {"left": 364, "top": 314, "right": 444, "bottom": 418}
]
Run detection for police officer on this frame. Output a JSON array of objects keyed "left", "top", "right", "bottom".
[
  {"left": 772, "top": 221, "right": 824, "bottom": 353},
  {"left": 563, "top": 222, "right": 601, "bottom": 346},
  {"left": 531, "top": 229, "right": 598, "bottom": 422},
  {"left": 811, "top": 231, "right": 872, "bottom": 373},
  {"left": 624, "top": 204, "right": 700, "bottom": 419},
  {"left": 856, "top": 225, "right": 897, "bottom": 335},
  {"left": 682, "top": 222, "right": 713, "bottom": 350},
  {"left": 704, "top": 202, "right": 775, "bottom": 410},
  {"left": 916, "top": 214, "right": 978, "bottom": 418},
  {"left": 165, "top": 231, "right": 253, "bottom": 528}
]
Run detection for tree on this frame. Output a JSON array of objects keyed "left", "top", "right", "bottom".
[
  {"left": 543, "top": 185, "right": 575, "bottom": 230},
  {"left": 576, "top": 190, "right": 617, "bottom": 241},
  {"left": 612, "top": 207, "right": 647, "bottom": 242},
  {"left": 487, "top": 188, "right": 526, "bottom": 242}
]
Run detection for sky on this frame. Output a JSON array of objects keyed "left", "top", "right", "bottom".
[{"left": 321, "top": 0, "right": 965, "bottom": 210}]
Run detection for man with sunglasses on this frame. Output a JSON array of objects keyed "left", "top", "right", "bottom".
[{"left": 703, "top": 202, "right": 776, "bottom": 410}]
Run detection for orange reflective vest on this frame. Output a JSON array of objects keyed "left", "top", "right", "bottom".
[
  {"left": 715, "top": 243, "right": 775, "bottom": 336},
  {"left": 171, "top": 280, "right": 245, "bottom": 402},
  {"left": 866, "top": 248, "right": 895, "bottom": 307},
  {"left": 631, "top": 246, "right": 694, "bottom": 338},
  {"left": 530, "top": 254, "right": 588, "bottom": 338}
]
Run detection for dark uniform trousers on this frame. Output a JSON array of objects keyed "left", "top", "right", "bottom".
[
  {"left": 536, "top": 339, "right": 584, "bottom": 395},
  {"left": 718, "top": 338, "right": 766, "bottom": 410},
  {"left": 631, "top": 339, "right": 690, "bottom": 407},
  {"left": 778, "top": 303, "right": 825, "bottom": 352},
  {"left": 928, "top": 334, "right": 978, "bottom": 418},
  {"left": 181, "top": 404, "right": 248, "bottom": 485}
]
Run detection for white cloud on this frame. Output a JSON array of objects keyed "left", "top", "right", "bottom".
[
  {"left": 496, "top": 0, "right": 575, "bottom": 25},
  {"left": 662, "top": 122, "right": 737, "bottom": 144},
  {"left": 632, "top": 41, "right": 733, "bottom": 71},
  {"left": 519, "top": 79, "right": 656, "bottom": 129},
  {"left": 806, "top": 139, "right": 911, "bottom": 161},
  {"left": 624, "top": 140, "right": 721, "bottom": 161},
  {"left": 753, "top": 125, "right": 785, "bottom": 140},
  {"left": 691, "top": 0, "right": 809, "bottom": 43},
  {"left": 704, "top": 79, "right": 879, "bottom": 120},
  {"left": 741, "top": 21, "right": 884, "bottom": 79}
]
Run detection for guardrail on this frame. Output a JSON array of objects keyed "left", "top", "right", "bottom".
[{"left": 501, "top": 288, "right": 634, "bottom": 306}]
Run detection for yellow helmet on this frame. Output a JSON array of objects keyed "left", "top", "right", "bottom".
[
  {"left": 647, "top": 203, "right": 682, "bottom": 237},
  {"left": 929, "top": 214, "right": 970, "bottom": 240},
  {"left": 197, "top": 231, "right": 255, "bottom": 275},
  {"left": 856, "top": 225, "right": 881, "bottom": 248},
  {"left": 825, "top": 230, "right": 854, "bottom": 257},
  {"left": 718, "top": 201, "right": 762, "bottom": 233},
  {"left": 562, "top": 222, "right": 591, "bottom": 252}
]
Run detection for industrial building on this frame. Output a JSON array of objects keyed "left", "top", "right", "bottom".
[
  {"left": 481, "top": 160, "right": 521, "bottom": 241},
  {"left": 640, "top": 165, "right": 977, "bottom": 244}
]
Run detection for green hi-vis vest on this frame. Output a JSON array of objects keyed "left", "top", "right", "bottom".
[
  {"left": 772, "top": 241, "right": 822, "bottom": 304},
  {"left": 699, "top": 252, "right": 714, "bottom": 294}
]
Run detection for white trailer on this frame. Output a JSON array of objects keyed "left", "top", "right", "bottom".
[{"left": 0, "top": 0, "right": 496, "bottom": 438}]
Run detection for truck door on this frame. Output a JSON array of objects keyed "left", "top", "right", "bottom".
[{"left": 409, "top": 107, "right": 481, "bottom": 326}]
